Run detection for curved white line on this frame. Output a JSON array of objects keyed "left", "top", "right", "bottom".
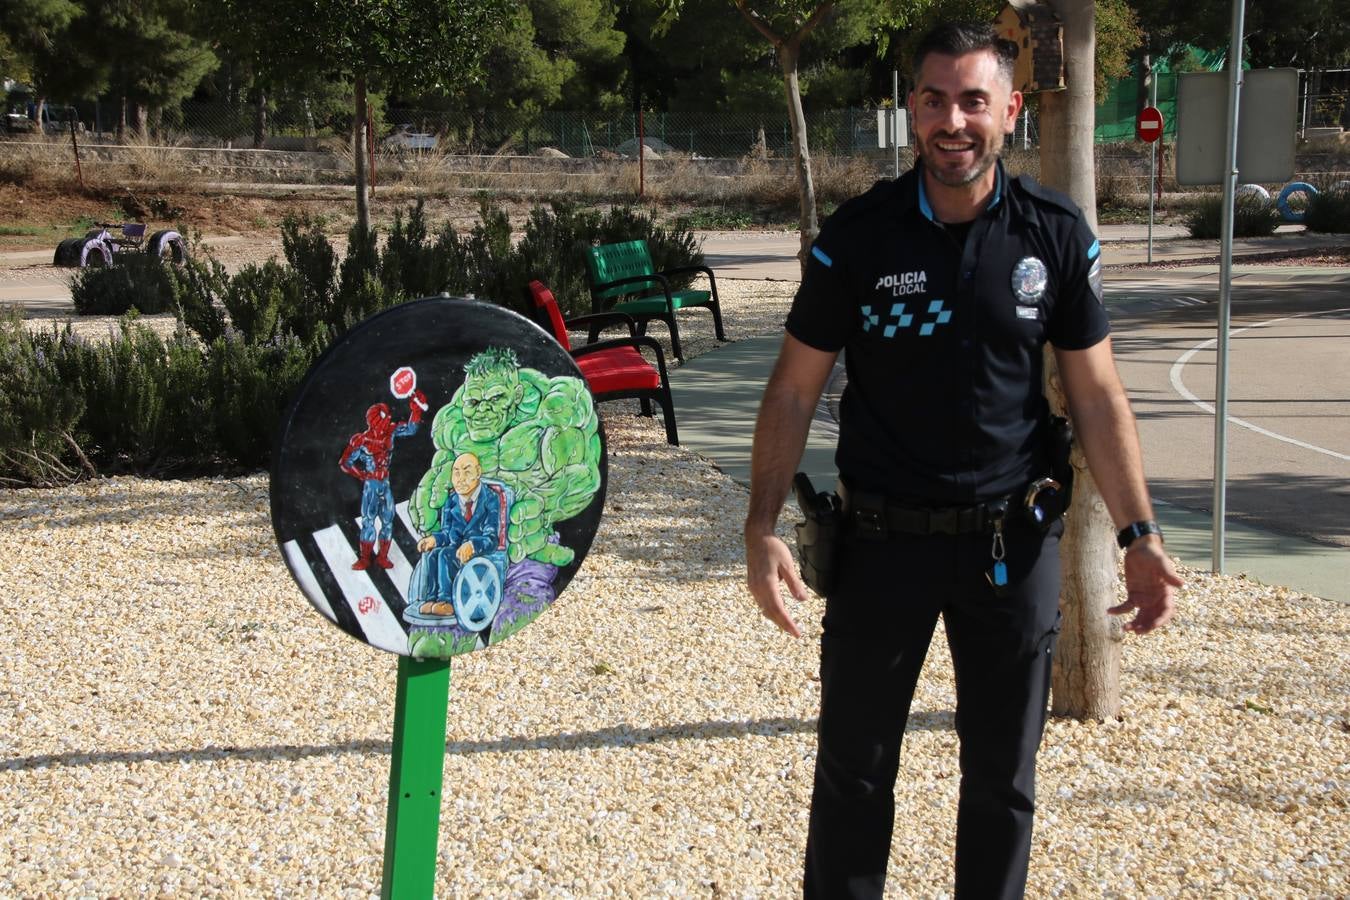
[{"left": 1167, "top": 307, "right": 1350, "bottom": 462}]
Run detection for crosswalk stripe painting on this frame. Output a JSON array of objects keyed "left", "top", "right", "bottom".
[{"left": 270, "top": 297, "right": 607, "bottom": 659}]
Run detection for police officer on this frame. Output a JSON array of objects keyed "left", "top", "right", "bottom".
[{"left": 743, "top": 22, "right": 1182, "bottom": 900}]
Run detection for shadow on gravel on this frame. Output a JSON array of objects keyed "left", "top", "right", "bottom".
[{"left": 2, "top": 709, "right": 960, "bottom": 772}]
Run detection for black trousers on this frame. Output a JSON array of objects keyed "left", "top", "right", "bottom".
[{"left": 803, "top": 519, "right": 1062, "bottom": 900}]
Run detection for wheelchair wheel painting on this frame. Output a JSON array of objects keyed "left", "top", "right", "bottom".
[
  {"left": 452, "top": 556, "right": 502, "bottom": 633},
  {"left": 271, "top": 296, "right": 607, "bottom": 659}
]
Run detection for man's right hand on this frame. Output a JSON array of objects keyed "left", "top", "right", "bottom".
[{"left": 745, "top": 533, "right": 807, "bottom": 638}]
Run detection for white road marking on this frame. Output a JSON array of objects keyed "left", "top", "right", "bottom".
[
  {"left": 1168, "top": 307, "right": 1350, "bottom": 461},
  {"left": 313, "top": 524, "right": 410, "bottom": 654}
]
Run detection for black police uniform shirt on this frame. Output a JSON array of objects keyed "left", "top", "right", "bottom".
[{"left": 785, "top": 160, "right": 1111, "bottom": 505}]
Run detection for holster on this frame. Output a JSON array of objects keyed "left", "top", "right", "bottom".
[
  {"left": 1048, "top": 415, "right": 1075, "bottom": 510},
  {"left": 792, "top": 472, "right": 842, "bottom": 596}
]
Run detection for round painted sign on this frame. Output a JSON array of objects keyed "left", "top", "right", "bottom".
[
  {"left": 271, "top": 296, "right": 608, "bottom": 659},
  {"left": 1136, "top": 106, "right": 1164, "bottom": 143}
]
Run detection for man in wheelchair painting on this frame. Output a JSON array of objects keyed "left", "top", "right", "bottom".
[{"left": 410, "top": 451, "right": 511, "bottom": 629}]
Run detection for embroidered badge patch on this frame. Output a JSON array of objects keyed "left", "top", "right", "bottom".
[{"left": 1011, "top": 256, "right": 1048, "bottom": 303}]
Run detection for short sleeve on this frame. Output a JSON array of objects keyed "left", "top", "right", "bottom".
[
  {"left": 784, "top": 225, "right": 855, "bottom": 353},
  {"left": 1047, "top": 215, "right": 1111, "bottom": 350}
]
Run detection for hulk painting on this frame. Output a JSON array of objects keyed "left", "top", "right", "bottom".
[{"left": 410, "top": 347, "right": 602, "bottom": 569}]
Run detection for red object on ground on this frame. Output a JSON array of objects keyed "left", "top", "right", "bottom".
[{"left": 527, "top": 279, "right": 679, "bottom": 446}]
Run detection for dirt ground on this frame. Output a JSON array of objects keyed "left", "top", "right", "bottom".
[{"left": 0, "top": 182, "right": 546, "bottom": 253}]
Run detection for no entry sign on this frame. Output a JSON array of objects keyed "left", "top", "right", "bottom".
[{"left": 1137, "top": 106, "right": 1164, "bottom": 143}]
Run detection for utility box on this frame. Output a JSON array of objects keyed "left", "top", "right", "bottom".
[{"left": 994, "top": 2, "right": 1065, "bottom": 93}]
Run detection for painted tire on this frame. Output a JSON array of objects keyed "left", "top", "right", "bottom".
[
  {"left": 53, "top": 238, "right": 82, "bottom": 267},
  {"left": 147, "top": 230, "right": 186, "bottom": 264},
  {"left": 1276, "top": 182, "right": 1318, "bottom": 223},
  {"left": 1235, "top": 184, "right": 1270, "bottom": 204},
  {"left": 79, "top": 237, "right": 112, "bottom": 267}
]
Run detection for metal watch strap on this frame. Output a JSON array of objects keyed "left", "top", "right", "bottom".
[{"left": 1116, "top": 520, "right": 1163, "bottom": 549}]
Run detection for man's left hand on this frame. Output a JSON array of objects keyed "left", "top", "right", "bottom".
[{"left": 1108, "top": 535, "right": 1182, "bottom": 634}]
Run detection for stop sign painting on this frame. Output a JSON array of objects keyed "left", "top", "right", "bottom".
[{"left": 1137, "top": 106, "right": 1164, "bottom": 143}]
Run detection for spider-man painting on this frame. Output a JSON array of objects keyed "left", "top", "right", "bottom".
[{"left": 339, "top": 385, "right": 429, "bottom": 570}]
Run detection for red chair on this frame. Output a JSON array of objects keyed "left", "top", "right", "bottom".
[{"left": 527, "top": 279, "right": 679, "bottom": 445}]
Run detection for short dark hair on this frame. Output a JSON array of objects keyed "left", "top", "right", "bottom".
[{"left": 912, "top": 22, "right": 1017, "bottom": 87}]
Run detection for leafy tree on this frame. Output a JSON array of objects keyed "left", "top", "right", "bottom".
[
  {"left": 1133, "top": 0, "right": 1348, "bottom": 70},
  {"left": 89, "top": 0, "right": 217, "bottom": 137},
  {"left": 0, "top": 0, "right": 83, "bottom": 120},
  {"left": 645, "top": 0, "right": 905, "bottom": 270},
  {"left": 223, "top": 0, "right": 509, "bottom": 232},
  {"left": 423, "top": 0, "right": 628, "bottom": 145}
]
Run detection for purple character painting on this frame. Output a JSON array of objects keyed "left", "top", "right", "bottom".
[{"left": 338, "top": 366, "right": 429, "bottom": 571}]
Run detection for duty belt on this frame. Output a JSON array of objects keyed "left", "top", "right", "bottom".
[{"left": 837, "top": 481, "right": 1010, "bottom": 538}]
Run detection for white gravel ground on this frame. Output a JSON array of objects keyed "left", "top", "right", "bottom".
[{"left": 2, "top": 280, "right": 1347, "bottom": 897}]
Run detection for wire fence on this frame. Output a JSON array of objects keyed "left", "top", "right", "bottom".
[{"left": 12, "top": 94, "right": 1344, "bottom": 158}]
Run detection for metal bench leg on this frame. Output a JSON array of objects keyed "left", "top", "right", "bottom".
[
  {"left": 666, "top": 313, "right": 683, "bottom": 363},
  {"left": 710, "top": 299, "right": 727, "bottom": 342},
  {"left": 658, "top": 389, "right": 679, "bottom": 446}
]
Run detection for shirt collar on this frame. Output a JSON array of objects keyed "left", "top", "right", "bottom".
[{"left": 912, "top": 159, "right": 1006, "bottom": 223}]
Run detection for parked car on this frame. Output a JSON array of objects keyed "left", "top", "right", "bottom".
[
  {"left": 4, "top": 111, "right": 36, "bottom": 134},
  {"left": 3, "top": 105, "right": 83, "bottom": 134},
  {"left": 382, "top": 124, "right": 437, "bottom": 151}
]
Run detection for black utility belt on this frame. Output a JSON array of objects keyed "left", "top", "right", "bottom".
[{"left": 837, "top": 479, "right": 1066, "bottom": 540}]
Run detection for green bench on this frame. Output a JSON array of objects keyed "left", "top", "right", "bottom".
[{"left": 583, "top": 239, "right": 726, "bottom": 363}]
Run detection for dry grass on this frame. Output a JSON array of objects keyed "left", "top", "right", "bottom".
[
  {"left": 0, "top": 135, "right": 76, "bottom": 189},
  {"left": 114, "top": 132, "right": 200, "bottom": 190}
]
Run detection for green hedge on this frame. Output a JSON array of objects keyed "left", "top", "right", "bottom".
[
  {"left": 2, "top": 200, "right": 701, "bottom": 485},
  {"left": 1305, "top": 184, "right": 1350, "bottom": 233},
  {"left": 1184, "top": 195, "right": 1281, "bottom": 239}
]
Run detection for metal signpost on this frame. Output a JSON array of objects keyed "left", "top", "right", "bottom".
[
  {"left": 1175, "top": 0, "right": 1297, "bottom": 574},
  {"left": 271, "top": 297, "right": 608, "bottom": 896},
  {"left": 876, "top": 102, "right": 908, "bottom": 178},
  {"left": 1135, "top": 105, "right": 1164, "bottom": 263}
]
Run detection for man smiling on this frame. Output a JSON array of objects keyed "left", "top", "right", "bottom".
[{"left": 743, "top": 21, "right": 1181, "bottom": 899}]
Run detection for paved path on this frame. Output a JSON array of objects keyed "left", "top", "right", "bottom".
[
  {"left": 671, "top": 231, "right": 1350, "bottom": 604},
  {"left": 3, "top": 226, "right": 1346, "bottom": 599}
]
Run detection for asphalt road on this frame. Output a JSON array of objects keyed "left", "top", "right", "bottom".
[
  {"left": 695, "top": 229, "right": 1350, "bottom": 554},
  {"left": 1109, "top": 272, "right": 1350, "bottom": 549}
]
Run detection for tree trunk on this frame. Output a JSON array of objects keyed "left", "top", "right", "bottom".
[
  {"left": 134, "top": 103, "right": 149, "bottom": 141},
  {"left": 252, "top": 87, "right": 267, "bottom": 149},
  {"left": 1039, "top": 2, "right": 1098, "bottom": 233},
  {"left": 1039, "top": 0, "right": 1121, "bottom": 721},
  {"left": 303, "top": 95, "right": 316, "bottom": 151},
  {"left": 778, "top": 41, "right": 818, "bottom": 276},
  {"left": 353, "top": 74, "right": 371, "bottom": 234}
]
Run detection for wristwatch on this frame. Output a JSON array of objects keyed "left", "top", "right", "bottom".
[{"left": 1116, "top": 520, "right": 1163, "bottom": 549}]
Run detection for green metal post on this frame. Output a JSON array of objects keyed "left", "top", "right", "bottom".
[{"left": 381, "top": 655, "right": 452, "bottom": 899}]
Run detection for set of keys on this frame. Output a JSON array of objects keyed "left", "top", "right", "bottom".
[{"left": 986, "top": 499, "right": 1009, "bottom": 593}]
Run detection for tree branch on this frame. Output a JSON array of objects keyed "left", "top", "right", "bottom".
[{"left": 732, "top": 0, "right": 784, "bottom": 49}]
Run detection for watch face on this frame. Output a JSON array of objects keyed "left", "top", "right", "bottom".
[{"left": 270, "top": 296, "right": 607, "bottom": 659}]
